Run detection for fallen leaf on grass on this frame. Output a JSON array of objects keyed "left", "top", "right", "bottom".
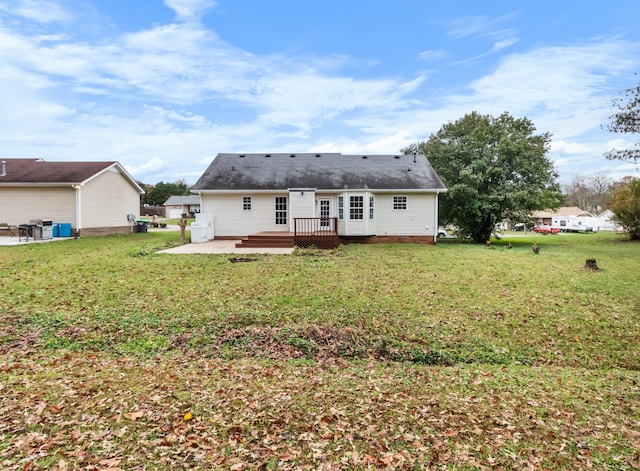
[
  {"left": 183, "top": 411, "right": 193, "bottom": 421},
  {"left": 124, "top": 410, "right": 145, "bottom": 421}
]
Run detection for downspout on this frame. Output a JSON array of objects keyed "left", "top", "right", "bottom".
[
  {"left": 434, "top": 191, "right": 440, "bottom": 243},
  {"left": 73, "top": 184, "right": 82, "bottom": 234}
]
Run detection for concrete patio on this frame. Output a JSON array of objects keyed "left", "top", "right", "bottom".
[
  {"left": 0, "top": 225, "right": 294, "bottom": 254},
  {"left": 157, "top": 239, "right": 294, "bottom": 255}
]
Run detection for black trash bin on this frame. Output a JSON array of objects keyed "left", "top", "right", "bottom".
[{"left": 137, "top": 221, "right": 148, "bottom": 233}]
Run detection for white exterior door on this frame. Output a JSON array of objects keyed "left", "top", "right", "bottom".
[{"left": 318, "top": 198, "right": 332, "bottom": 229}]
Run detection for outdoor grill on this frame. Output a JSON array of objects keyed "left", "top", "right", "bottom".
[
  {"left": 18, "top": 219, "right": 54, "bottom": 241},
  {"left": 40, "top": 220, "right": 53, "bottom": 240}
]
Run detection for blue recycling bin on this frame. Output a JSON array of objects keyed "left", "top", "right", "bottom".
[
  {"left": 52, "top": 223, "right": 60, "bottom": 237},
  {"left": 58, "top": 223, "right": 72, "bottom": 237}
]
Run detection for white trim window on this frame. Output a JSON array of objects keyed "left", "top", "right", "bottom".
[
  {"left": 275, "top": 196, "right": 287, "bottom": 225},
  {"left": 393, "top": 195, "right": 407, "bottom": 210},
  {"left": 350, "top": 196, "right": 364, "bottom": 220},
  {"left": 243, "top": 196, "right": 252, "bottom": 211},
  {"left": 369, "top": 196, "right": 375, "bottom": 220},
  {"left": 338, "top": 196, "right": 344, "bottom": 220}
]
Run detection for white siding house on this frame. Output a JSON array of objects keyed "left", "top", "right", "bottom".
[
  {"left": 192, "top": 153, "right": 447, "bottom": 245},
  {"left": 164, "top": 195, "right": 201, "bottom": 218},
  {"left": 0, "top": 158, "right": 144, "bottom": 236}
]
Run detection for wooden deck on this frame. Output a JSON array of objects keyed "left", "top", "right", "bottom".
[
  {"left": 293, "top": 217, "right": 340, "bottom": 249},
  {"left": 235, "top": 228, "right": 340, "bottom": 249}
]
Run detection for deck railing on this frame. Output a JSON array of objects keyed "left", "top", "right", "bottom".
[{"left": 293, "top": 217, "right": 339, "bottom": 248}]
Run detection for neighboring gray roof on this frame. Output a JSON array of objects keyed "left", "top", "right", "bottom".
[
  {"left": 164, "top": 195, "right": 201, "bottom": 205},
  {"left": 0, "top": 158, "right": 144, "bottom": 193},
  {"left": 192, "top": 153, "right": 447, "bottom": 191}
]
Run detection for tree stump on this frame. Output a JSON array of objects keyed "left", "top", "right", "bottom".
[{"left": 584, "top": 258, "right": 599, "bottom": 271}]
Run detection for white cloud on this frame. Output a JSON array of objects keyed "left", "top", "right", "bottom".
[
  {"left": 451, "top": 39, "right": 637, "bottom": 137},
  {"left": 125, "top": 157, "right": 169, "bottom": 177},
  {"left": 551, "top": 140, "right": 591, "bottom": 154},
  {"left": 251, "top": 73, "right": 424, "bottom": 131},
  {"left": 418, "top": 50, "right": 448, "bottom": 63},
  {"left": 0, "top": 0, "right": 71, "bottom": 23},
  {"left": 492, "top": 37, "right": 518, "bottom": 52},
  {"left": 309, "top": 131, "right": 414, "bottom": 156},
  {"left": 447, "top": 13, "right": 518, "bottom": 40},
  {"left": 605, "top": 137, "right": 636, "bottom": 151},
  {"left": 163, "top": 0, "right": 216, "bottom": 20},
  {"left": 448, "top": 15, "right": 497, "bottom": 39}
]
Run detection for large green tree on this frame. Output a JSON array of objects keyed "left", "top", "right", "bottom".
[
  {"left": 404, "top": 112, "right": 563, "bottom": 243},
  {"left": 609, "top": 177, "right": 640, "bottom": 240}
]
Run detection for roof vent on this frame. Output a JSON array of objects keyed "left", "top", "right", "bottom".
[
  {"left": 394, "top": 155, "right": 400, "bottom": 159},
  {"left": 290, "top": 154, "right": 296, "bottom": 158},
  {"left": 362, "top": 155, "right": 368, "bottom": 159},
  {"left": 315, "top": 154, "right": 321, "bottom": 157},
  {"left": 265, "top": 154, "right": 271, "bottom": 158},
  {"left": 239, "top": 154, "right": 245, "bottom": 158}
]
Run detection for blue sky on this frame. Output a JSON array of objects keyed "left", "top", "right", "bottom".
[{"left": 1, "top": 0, "right": 639, "bottom": 185}]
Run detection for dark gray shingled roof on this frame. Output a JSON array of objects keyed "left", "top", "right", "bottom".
[{"left": 192, "top": 153, "right": 447, "bottom": 191}]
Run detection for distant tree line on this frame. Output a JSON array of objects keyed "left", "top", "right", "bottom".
[
  {"left": 139, "top": 180, "right": 191, "bottom": 206},
  {"left": 562, "top": 175, "right": 619, "bottom": 214}
]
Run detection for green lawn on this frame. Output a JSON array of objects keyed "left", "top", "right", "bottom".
[{"left": 1, "top": 232, "right": 638, "bottom": 469}]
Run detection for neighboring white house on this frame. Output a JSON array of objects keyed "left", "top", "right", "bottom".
[
  {"left": 531, "top": 206, "right": 592, "bottom": 226},
  {"left": 594, "top": 209, "right": 623, "bottom": 232},
  {"left": 191, "top": 153, "right": 447, "bottom": 244},
  {"left": 164, "top": 195, "right": 201, "bottom": 218},
  {"left": 532, "top": 206, "right": 623, "bottom": 232},
  {"left": 0, "top": 158, "right": 144, "bottom": 236}
]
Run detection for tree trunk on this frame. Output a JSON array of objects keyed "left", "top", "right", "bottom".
[{"left": 179, "top": 218, "right": 187, "bottom": 242}]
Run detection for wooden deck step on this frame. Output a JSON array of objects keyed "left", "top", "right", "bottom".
[{"left": 235, "top": 233, "right": 295, "bottom": 248}]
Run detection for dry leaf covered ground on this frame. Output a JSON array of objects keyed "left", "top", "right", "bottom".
[{"left": 1, "top": 232, "right": 639, "bottom": 469}]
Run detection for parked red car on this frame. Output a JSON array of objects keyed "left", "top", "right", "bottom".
[{"left": 533, "top": 225, "right": 560, "bottom": 234}]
